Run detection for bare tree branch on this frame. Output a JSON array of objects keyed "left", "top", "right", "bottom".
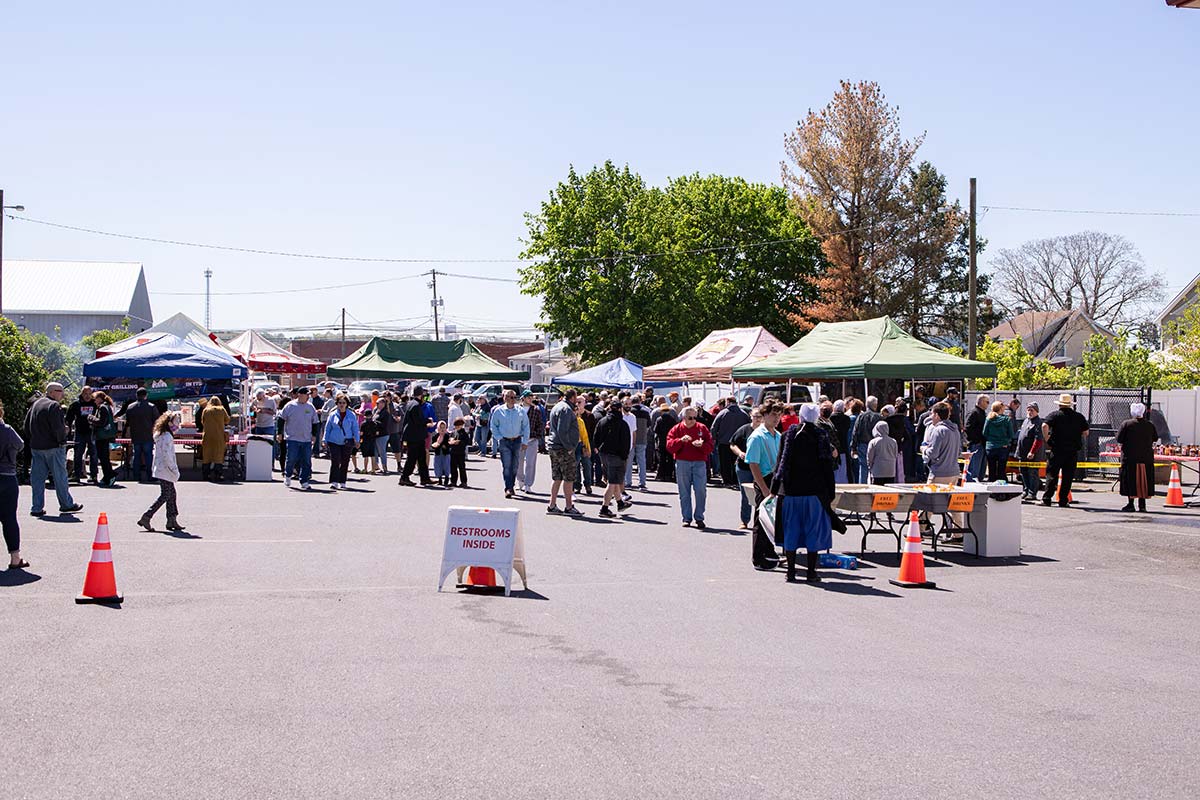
[{"left": 990, "top": 231, "right": 1165, "bottom": 328}]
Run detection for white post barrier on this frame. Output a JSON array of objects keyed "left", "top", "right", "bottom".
[{"left": 438, "top": 506, "right": 527, "bottom": 597}]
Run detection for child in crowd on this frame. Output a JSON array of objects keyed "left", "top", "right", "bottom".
[
  {"left": 138, "top": 412, "right": 185, "bottom": 532},
  {"left": 448, "top": 417, "right": 470, "bottom": 488},
  {"left": 866, "top": 420, "right": 897, "bottom": 486},
  {"left": 359, "top": 411, "right": 379, "bottom": 475},
  {"left": 431, "top": 421, "right": 451, "bottom": 486}
]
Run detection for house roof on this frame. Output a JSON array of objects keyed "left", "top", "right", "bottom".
[
  {"left": 988, "top": 309, "right": 1075, "bottom": 340},
  {"left": 1157, "top": 273, "right": 1200, "bottom": 325},
  {"left": 988, "top": 309, "right": 1113, "bottom": 358},
  {"left": 5, "top": 260, "right": 146, "bottom": 315},
  {"left": 509, "top": 344, "right": 566, "bottom": 362}
]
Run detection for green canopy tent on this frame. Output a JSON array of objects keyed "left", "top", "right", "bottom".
[
  {"left": 326, "top": 337, "right": 528, "bottom": 381},
  {"left": 732, "top": 317, "right": 996, "bottom": 383}
]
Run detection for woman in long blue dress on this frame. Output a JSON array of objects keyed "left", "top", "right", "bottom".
[{"left": 771, "top": 403, "right": 835, "bottom": 583}]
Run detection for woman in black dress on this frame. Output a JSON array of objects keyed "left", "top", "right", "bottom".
[
  {"left": 1117, "top": 402, "right": 1157, "bottom": 513},
  {"left": 772, "top": 404, "right": 836, "bottom": 583},
  {"left": 653, "top": 404, "right": 678, "bottom": 482}
]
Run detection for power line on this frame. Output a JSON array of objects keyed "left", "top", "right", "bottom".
[
  {"left": 983, "top": 205, "right": 1200, "bottom": 218},
  {"left": 154, "top": 272, "right": 427, "bottom": 296},
  {"left": 1, "top": 212, "right": 837, "bottom": 269},
  {"left": 3, "top": 214, "right": 529, "bottom": 264}
]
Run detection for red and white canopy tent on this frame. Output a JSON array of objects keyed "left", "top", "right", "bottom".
[
  {"left": 642, "top": 326, "right": 788, "bottom": 385},
  {"left": 226, "top": 329, "right": 325, "bottom": 374}
]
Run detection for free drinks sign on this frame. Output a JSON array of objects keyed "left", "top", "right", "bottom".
[{"left": 437, "top": 506, "right": 527, "bottom": 596}]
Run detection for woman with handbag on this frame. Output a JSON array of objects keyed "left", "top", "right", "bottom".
[{"left": 89, "top": 391, "right": 119, "bottom": 487}]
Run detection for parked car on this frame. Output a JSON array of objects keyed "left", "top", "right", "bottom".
[
  {"left": 737, "top": 383, "right": 816, "bottom": 407},
  {"left": 346, "top": 379, "right": 390, "bottom": 407},
  {"left": 465, "top": 382, "right": 524, "bottom": 403},
  {"left": 526, "top": 383, "right": 562, "bottom": 404}
]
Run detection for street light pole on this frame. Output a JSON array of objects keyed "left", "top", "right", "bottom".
[{"left": 0, "top": 190, "right": 28, "bottom": 317}]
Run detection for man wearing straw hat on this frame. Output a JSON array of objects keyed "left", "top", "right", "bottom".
[{"left": 1040, "top": 393, "right": 1089, "bottom": 508}]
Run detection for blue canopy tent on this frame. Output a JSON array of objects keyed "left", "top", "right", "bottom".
[
  {"left": 551, "top": 357, "right": 654, "bottom": 390},
  {"left": 84, "top": 333, "right": 249, "bottom": 379}
]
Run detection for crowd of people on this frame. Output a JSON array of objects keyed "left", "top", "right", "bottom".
[{"left": 0, "top": 377, "right": 1175, "bottom": 581}]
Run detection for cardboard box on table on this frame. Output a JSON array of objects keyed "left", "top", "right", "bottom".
[{"left": 437, "top": 506, "right": 528, "bottom": 596}]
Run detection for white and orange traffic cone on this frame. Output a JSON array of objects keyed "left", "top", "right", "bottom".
[
  {"left": 889, "top": 511, "right": 937, "bottom": 589},
  {"left": 1056, "top": 483, "right": 1073, "bottom": 504},
  {"left": 76, "top": 513, "right": 123, "bottom": 605},
  {"left": 960, "top": 455, "right": 971, "bottom": 486},
  {"left": 1165, "top": 464, "right": 1186, "bottom": 509}
]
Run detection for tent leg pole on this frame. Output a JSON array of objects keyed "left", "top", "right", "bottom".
[
  {"left": 863, "top": 378, "right": 868, "bottom": 400},
  {"left": 787, "top": 379, "right": 793, "bottom": 404}
]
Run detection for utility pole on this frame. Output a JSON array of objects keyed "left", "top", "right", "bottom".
[
  {"left": 203, "top": 268, "right": 213, "bottom": 329},
  {"left": 341, "top": 307, "right": 346, "bottom": 353},
  {"left": 0, "top": 189, "right": 26, "bottom": 316},
  {"left": 968, "top": 177, "right": 977, "bottom": 361},
  {"left": 429, "top": 269, "right": 443, "bottom": 341}
]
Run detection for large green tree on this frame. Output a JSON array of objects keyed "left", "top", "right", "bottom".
[
  {"left": 0, "top": 317, "right": 50, "bottom": 423},
  {"left": 20, "top": 329, "right": 78, "bottom": 389},
  {"left": 519, "top": 162, "right": 823, "bottom": 364}
]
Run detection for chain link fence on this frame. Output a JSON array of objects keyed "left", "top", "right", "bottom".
[{"left": 964, "top": 387, "right": 1148, "bottom": 478}]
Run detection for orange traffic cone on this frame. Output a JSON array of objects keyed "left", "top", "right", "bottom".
[
  {"left": 1165, "top": 464, "right": 1185, "bottom": 508},
  {"left": 465, "top": 567, "right": 498, "bottom": 588},
  {"left": 1056, "top": 484, "right": 1073, "bottom": 504},
  {"left": 77, "top": 513, "right": 123, "bottom": 604},
  {"left": 960, "top": 456, "right": 970, "bottom": 486},
  {"left": 889, "top": 511, "right": 937, "bottom": 589}
]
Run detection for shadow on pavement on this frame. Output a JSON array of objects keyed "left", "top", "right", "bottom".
[
  {"left": 615, "top": 515, "right": 666, "bottom": 525},
  {"left": 160, "top": 528, "right": 202, "bottom": 540},
  {"left": 38, "top": 515, "right": 84, "bottom": 524},
  {"left": 935, "top": 552, "right": 1058, "bottom": 567},
  {"left": 0, "top": 569, "right": 42, "bottom": 587},
  {"left": 454, "top": 585, "right": 550, "bottom": 600},
  {"left": 793, "top": 577, "right": 903, "bottom": 598},
  {"left": 695, "top": 527, "right": 747, "bottom": 536}
]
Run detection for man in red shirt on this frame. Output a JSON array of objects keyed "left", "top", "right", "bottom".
[{"left": 666, "top": 406, "right": 715, "bottom": 529}]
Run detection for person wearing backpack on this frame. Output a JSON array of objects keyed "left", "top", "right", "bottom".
[{"left": 89, "top": 391, "right": 119, "bottom": 487}]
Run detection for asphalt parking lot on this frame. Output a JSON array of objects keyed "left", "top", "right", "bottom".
[{"left": 3, "top": 455, "right": 1199, "bottom": 799}]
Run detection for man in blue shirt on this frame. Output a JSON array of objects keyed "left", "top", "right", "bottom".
[
  {"left": 489, "top": 389, "right": 530, "bottom": 498},
  {"left": 745, "top": 401, "right": 782, "bottom": 570}
]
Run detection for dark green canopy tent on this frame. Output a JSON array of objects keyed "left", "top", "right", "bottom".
[
  {"left": 326, "top": 337, "right": 528, "bottom": 380},
  {"left": 732, "top": 317, "right": 996, "bottom": 381}
]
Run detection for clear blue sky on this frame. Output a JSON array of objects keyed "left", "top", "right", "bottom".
[{"left": 3, "top": 0, "right": 1197, "bottom": 339}]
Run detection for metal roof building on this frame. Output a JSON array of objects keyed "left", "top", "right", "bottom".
[{"left": 3, "top": 260, "right": 154, "bottom": 342}]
